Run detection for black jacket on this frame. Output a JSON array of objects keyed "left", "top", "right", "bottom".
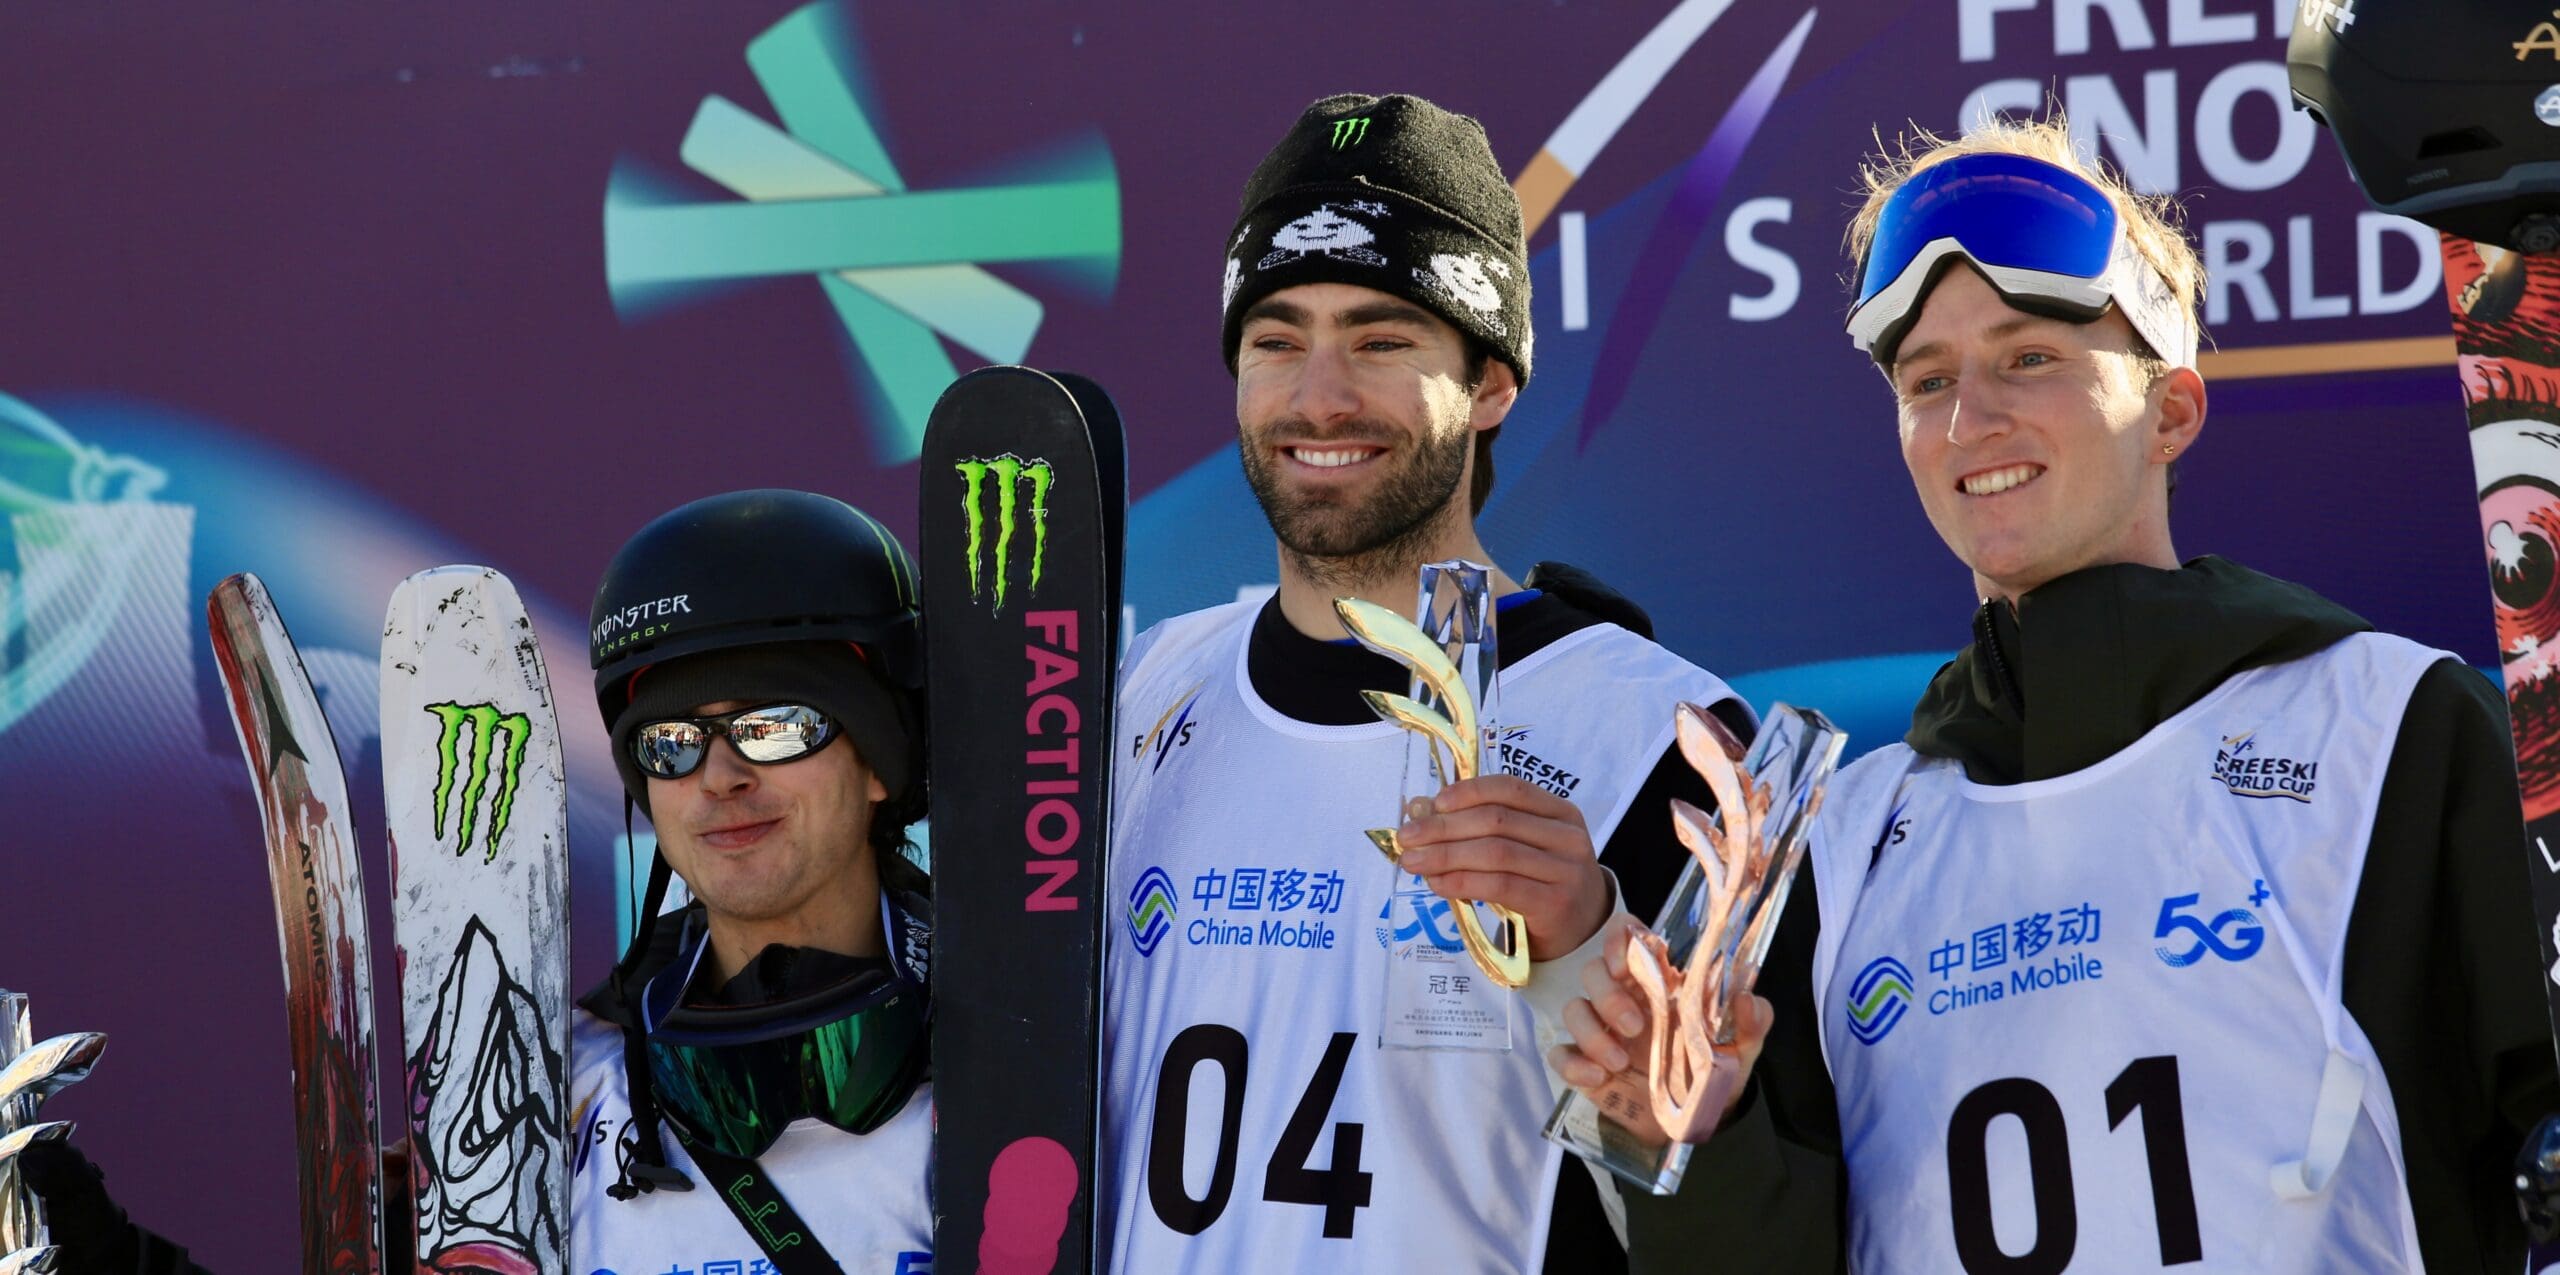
[{"left": 1623, "top": 557, "right": 2560, "bottom": 1272}]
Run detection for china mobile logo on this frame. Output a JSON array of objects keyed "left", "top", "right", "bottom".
[
  {"left": 1129, "top": 866, "right": 1177, "bottom": 957},
  {"left": 423, "top": 702, "right": 530, "bottom": 861},
  {"left": 1846, "top": 955, "right": 1915, "bottom": 1046},
  {"left": 955, "top": 453, "right": 1052, "bottom": 612},
  {"left": 600, "top": 1, "right": 1120, "bottom": 463}
]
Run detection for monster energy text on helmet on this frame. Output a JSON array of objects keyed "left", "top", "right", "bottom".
[{"left": 2288, "top": 0, "right": 2560, "bottom": 252}]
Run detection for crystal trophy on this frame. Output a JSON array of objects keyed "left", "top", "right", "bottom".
[
  {"left": 1337, "top": 561, "right": 1525, "bottom": 1051},
  {"left": 1541, "top": 703, "right": 1844, "bottom": 1194},
  {"left": 0, "top": 990, "right": 106, "bottom": 1269}
]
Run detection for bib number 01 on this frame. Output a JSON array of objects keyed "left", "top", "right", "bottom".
[
  {"left": 1947, "top": 1055, "right": 2200, "bottom": 1273},
  {"left": 1146, "top": 1025, "right": 1375, "bottom": 1239}
]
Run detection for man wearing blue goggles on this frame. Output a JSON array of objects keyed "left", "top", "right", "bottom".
[{"left": 1551, "top": 117, "right": 2557, "bottom": 1272}]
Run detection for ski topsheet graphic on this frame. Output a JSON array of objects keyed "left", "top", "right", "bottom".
[
  {"left": 207, "top": 573, "right": 384, "bottom": 1275},
  {"left": 923, "top": 367, "right": 1126, "bottom": 1275},
  {"left": 2442, "top": 242, "right": 2560, "bottom": 1037},
  {"left": 381, "top": 567, "right": 570, "bottom": 1275}
]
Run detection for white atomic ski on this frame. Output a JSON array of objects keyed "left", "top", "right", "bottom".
[
  {"left": 207, "top": 573, "right": 385, "bottom": 1275},
  {"left": 381, "top": 567, "right": 570, "bottom": 1275}
]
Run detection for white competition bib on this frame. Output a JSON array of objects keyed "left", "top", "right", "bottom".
[
  {"left": 1810, "top": 633, "right": 2446, "bottom": 1274},
  {"left": 566, "top": 1010, "right": 934, "bottom": 1275},
  {"left": 1101, "top": 601, "right": 1734, "bottom": 1274}
]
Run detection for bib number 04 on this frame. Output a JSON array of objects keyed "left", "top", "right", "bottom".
[{"left": 1146, "top": 1025, "right": 1374, "bottom": 1239}]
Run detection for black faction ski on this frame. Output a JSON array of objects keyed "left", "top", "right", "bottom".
[{"left": 921, "top": 366, "right": 1126, "bottom": 1275}]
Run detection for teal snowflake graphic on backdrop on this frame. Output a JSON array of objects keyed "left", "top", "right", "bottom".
[{"left": 604, "top": 2, "right": 1121, "bottom": 463}]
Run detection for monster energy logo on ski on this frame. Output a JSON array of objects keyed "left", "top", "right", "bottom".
[
  {"left": 1330, "top": 117, "right": 1371, "bottom": 149},
  {"left": 955, "top": 453, "right": 1053, "bottom": 612},
  {"left": 424, "top": 702, "right": 531, "bottom": 861}
]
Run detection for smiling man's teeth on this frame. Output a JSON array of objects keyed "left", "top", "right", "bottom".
[
  {"left": 1962, "top": 464, "right": 2043, "bottom": 496},
  {"left": 1293, "top": 448, "right": 1372, "bottom": 468}
]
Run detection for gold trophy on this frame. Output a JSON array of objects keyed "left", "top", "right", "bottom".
[
  {"left": 1543, "top": 702, "right": 1843, "bottom": 1192},
  {"left": 1335, "top": 587, "right": 1530, "bottom": 990}
]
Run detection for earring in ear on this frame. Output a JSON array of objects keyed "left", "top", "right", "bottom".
[{"left": 2161, "top": 444, "right": 2175, "bottom": 455}]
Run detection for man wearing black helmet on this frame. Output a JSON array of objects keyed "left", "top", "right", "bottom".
[
  {"left": 570, "top": 488, "right": 936, "bottom": 1272},
  {"left": 7, "top": 490, "right": 938, "bottom": 1274},
  {"left": 1100, "top": 93, "right": 1749, "bottom": 1274}
]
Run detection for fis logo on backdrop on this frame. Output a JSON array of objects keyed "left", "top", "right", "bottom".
[
  {"left": 2151, "top": 890, "right": 2266, "bottom": 968},
  {"left": 599, "top": 2, "right": 1120, "bottom": 464},
  {"left": 1845, "top": 956, "right": 1914, "bottom": 1045},
  {"left": 2212, "top": 731, "right": 2318, "bottom": 802},
  {"left": 954, "top": 453, "right": 1052, "bottom": 613},
  {"left": 1129, "top": 866, "right": 1177, "bottom": 957},
  {"left": 423, "top": 702, "right": 530, "bottom": 861}
]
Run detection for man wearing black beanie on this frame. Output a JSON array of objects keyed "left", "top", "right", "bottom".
[{"left": 1101, "top": 93, "right": 1751, "bottom": 1273}]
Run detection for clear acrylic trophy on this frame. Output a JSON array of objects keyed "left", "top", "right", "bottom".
[
  {"left": 1542, "top": 703, "right": 1844, "bottom": 1194},
  {"left": 1336, "top": 560, "right": 1524, "bottom": 1051}
]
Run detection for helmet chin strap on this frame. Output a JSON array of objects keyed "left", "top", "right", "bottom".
[{"left": 609, "top": 795, "right": 695, "bottom": 1199}]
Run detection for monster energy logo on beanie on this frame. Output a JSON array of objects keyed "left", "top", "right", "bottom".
[{"left": 1220, "top": 92, "right": 1532, "bottom": 385}]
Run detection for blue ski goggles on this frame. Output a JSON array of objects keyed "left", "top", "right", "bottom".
[
  {"left": 641, "top": 901, "right": 930, "bottom": 1160},
  {"left": 1846, "top": 151, "right": 2197, "bottom": 372}
]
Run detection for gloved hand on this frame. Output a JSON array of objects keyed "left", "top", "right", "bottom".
[{"left": 16, "top": 1139, "right": 209, "bottom": 1275}]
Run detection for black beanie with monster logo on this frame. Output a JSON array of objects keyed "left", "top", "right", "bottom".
[{"left": 1220, "top": 92, "right": 1532, "bottom": 385}]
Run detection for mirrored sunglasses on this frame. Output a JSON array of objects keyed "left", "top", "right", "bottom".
[{"left": 630, "top": 703, "right": 838, "bottom": 780}]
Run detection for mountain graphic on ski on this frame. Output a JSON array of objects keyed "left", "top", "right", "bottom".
[
  {"left": 382, "top": 566, "right": 571, "bottom": 1275},
  {"left": 923, "top": 367, "right": 1126, "bottom": 1275},
  {"left": 207, "top": 573, "right": 384, "bottom": 1275}
]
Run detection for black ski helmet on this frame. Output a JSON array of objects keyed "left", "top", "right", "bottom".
[
  {"left": 590, "top": 489, "right": 926, "bottom": 818},
  {"left": 584, "top": 490, "right": 936, "bottom": 1199},
  {"left": 2289, "top": 3, "right": 2560, "bottom": 251}
]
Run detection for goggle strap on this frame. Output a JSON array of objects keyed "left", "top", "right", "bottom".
[{"left": 1851, "top": 239, "right": 2196, "bottom": 370}]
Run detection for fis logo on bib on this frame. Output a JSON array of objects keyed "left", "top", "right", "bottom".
[
  {"left": 954, "top": 453, "right": 1053, "bottom": 613},
  {"left": 2212, "top": 731, "right": 2318, "bottom": 802},
  {"left": 1129, "top": 866, "right": 1178, "bottom": 957},
  {"left": 1846, "top": 956, "right": 1915, "bottom": 1045},
  {"left": 1131, "top": 683, "right": 1204, "bottom": 773},
  {"left": 422, "top": 702, "right": 531, "bottom": 861}
]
